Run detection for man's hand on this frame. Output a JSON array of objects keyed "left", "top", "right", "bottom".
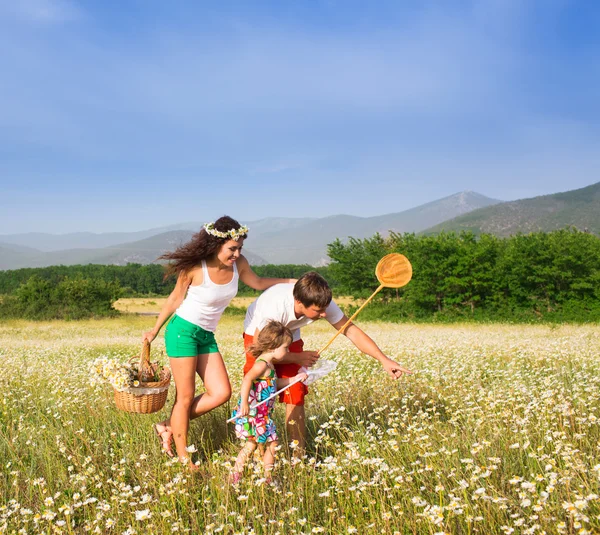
[
  {"left": 381, "top": 357, "right": 413, "bottom": 379},
  {"left": 294, "top": 351, "right": 319, "bottom": 367}
]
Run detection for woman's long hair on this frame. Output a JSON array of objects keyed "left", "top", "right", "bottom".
[{"left": 160, "top": 215, "right": 247, "bottom": 278}]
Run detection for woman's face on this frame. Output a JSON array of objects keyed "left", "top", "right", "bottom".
[{"left": 216, "top": 238, "right": 244, "bottom": 266}]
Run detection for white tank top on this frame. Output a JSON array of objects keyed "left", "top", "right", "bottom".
[{"left": 175, "top": 260, "right": 239, "bottom": 332}]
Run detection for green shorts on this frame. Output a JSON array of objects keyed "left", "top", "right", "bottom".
[{"left": 164, "top": 315, "right": 220, "bottom": 357}]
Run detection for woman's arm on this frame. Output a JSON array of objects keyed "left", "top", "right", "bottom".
[
  {"left": 238, "top": 361, "right": 269, "bottom": 416},
  {"left": 142, "top": 271, "right": 193, "bottom": 343},
  {"left": 237, "top": 255, "right": 296, "bottom": 291}
]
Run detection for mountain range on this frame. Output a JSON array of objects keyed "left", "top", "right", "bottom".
[
  {"left": 1, "top": 183, "right": 598, "bottom": 270},
  {"left": 0, "top": 191, "right": 498, "bottom": 269},
  {"left": 426, "top": 181, "right": 600, "bottom": 236}
]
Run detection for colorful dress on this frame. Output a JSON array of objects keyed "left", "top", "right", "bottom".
[{"left": 232, "top": 359, "right": 278, "bottom": 444}]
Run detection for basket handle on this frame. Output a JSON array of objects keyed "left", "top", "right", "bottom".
[
  {"left": 137, "top": 339, "right": 155, "bottom": 381},
  {"left": 139, "top": 339, "right": 151, "bottom": 369}
]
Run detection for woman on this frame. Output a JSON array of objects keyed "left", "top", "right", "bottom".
[{"left": 143, "top": 215, "right": 293, "bottom": 469}]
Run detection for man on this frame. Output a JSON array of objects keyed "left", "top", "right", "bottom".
[{"left": 243, "top": 271, "right": 413, "bottom": 454}]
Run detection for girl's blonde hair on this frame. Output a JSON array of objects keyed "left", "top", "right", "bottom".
[{"left": 248, "top": 321, "right": 293, "bottom": 358}]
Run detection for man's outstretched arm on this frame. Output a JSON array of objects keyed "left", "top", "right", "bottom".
[{"left": 330, "top": 316, "right": 413, "bottom": 379}]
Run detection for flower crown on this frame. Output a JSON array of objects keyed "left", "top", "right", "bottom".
[{"left": 203, "top": 222, "right": 249, "bottom": 240}]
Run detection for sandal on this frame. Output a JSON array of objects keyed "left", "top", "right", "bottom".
[{"left": 153, "top": 423, "right": 174, "bottom": 457}]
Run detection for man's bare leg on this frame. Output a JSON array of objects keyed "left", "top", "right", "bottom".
[{"left": 285, "top": 404, "right": 306, "bottom": 458}]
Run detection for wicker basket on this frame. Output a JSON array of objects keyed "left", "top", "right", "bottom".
[{"left": 113, "top": 340, "right": 171, "bottom": 414}]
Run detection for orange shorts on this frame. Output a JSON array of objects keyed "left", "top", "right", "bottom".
[{"left": 243, "top": 333, "right": 308, "bottom": 406}]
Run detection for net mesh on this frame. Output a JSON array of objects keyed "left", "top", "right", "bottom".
[{"left": 375, "top": 253, "right": 413, "bottom": 288}]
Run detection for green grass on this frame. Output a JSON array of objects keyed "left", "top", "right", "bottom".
[{"left": 1, "top": 317, "right": 600, "bottom": 533}]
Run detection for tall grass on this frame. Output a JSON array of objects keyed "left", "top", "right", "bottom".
[{"left": 1, "top": 316, "right": 599, "bottom": 534}]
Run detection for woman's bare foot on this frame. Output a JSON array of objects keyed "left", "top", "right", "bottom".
[{"left": 153, "top": 422, "right": 174, "bottom": 457}]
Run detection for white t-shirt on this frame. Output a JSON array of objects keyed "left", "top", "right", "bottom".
[{"left": 243, "top": 283, "right": 345, "bottom": 342}]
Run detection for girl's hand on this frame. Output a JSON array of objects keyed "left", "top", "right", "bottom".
[
  {"left": 295, "top": 372, "right": 309, "bottom": 384},
  {"left": 142, "top": 329, "right": 158, "bottom": 344},
  {"left": 240, "top": 401, "right": 250, "bottom": 417}
]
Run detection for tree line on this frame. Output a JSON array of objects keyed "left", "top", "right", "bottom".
[
  {"left": 0, "top": 276, "right": 121, "bottom": 320},
  {"left": 1, "top": 228, "right": 598, "bottom": 322},
  {"left": 0, "top": 264, "right": 174, "bottom": 296},
  {"left": 327, "top": 228, "right": 600, "bottom": 322},
  {"left": 0, "top": 263, "right": 330, "bottom": 320},
  {"left": 0, "top": 263, "right": 332, "bottom": 297}
]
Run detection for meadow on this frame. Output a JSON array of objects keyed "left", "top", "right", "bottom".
[{"left": 1, "top": 314, "right": 599, "bottom": 534}]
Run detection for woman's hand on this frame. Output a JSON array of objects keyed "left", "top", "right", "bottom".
[
  {"left": 143, "top": 329, "right": 158, "bottom": 344},
  {"left": 240, "top": 400, "right": 250, "bottom": 417}
]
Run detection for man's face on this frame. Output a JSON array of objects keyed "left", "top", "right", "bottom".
[{"left": 302, "top": 304, "right": 328, "bottom": 320}]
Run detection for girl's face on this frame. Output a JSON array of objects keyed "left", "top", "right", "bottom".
[
  {"left": 216, "top": 238, "right": 244, "bottom": 266},
  {"left": 271, "top": 343, "right": 290, "bottom": 362}
]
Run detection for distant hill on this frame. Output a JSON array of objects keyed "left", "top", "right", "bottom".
[
  {"left": 0, "top": 242, "right": 42, "bottom": 269},
  {"left": 0, "top": 229, "right": 169, "bottom": 252},
  {"left": 0, "top": 192, "right": 500, "bottom": 268},
  {"left": 424, "top": 182, "right": 600, "bottom": 236},
  {"left": 245, "top": 191, "right": 501, "bottom": 264},
  {"left": 0, "top": 231, "right": 268, "bottom": 270},
  {"left": 0, "top": 217, "right": 316, "bottom": 252}
]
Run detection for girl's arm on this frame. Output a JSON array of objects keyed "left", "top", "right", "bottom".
[
  {"left": 237, "top": 255, "right": 296, "bottom": 291},
  {"left": 142, "top": 271, "right": 193, "bottom": 343},
  {"left": 238, "top": 360, "right": 269, "bottom": 416},
  {"left": 276, "top": 372, "right": 308, "bottom": 390}
]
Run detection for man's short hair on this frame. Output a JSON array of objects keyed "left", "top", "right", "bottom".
[{"left": 293, "top": 272, "right": 332, "bottom": 309}]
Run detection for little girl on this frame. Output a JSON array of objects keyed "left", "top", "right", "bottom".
[{"left": 230, "top": 320, "right": 307, "bottom": 484}]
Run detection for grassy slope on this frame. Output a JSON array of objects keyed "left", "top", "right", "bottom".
[{"left": 424, "top": 181, "right": 600, "bottom": 236}]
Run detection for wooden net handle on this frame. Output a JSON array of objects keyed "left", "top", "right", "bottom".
[{"left": 317, "top": 284, "right": 384, "bottom": 355}]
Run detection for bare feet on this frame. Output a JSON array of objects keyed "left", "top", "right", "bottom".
[
  {"left": 153, "top": 423, "right": 174, "bottom": 457},
  {"left": 179, "top": 457, "right": 201, "bottom": 472},
  {"left": 229, "top": 471, "right": 242, "bottom": 485}
]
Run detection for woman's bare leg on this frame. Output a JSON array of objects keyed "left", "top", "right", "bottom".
[
  {"left": 188, "top": 352, "right": 232, "bottom": 419},
  {"left": 168, "top": 356, "right": 198, "bottom": 469},
  {"left": 155, "top": 353, "right": 231, "bottom": 457}
]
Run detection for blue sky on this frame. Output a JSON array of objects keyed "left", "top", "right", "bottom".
[{"left": 1, "top": 0, "right": 599, "bottom": 234}]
